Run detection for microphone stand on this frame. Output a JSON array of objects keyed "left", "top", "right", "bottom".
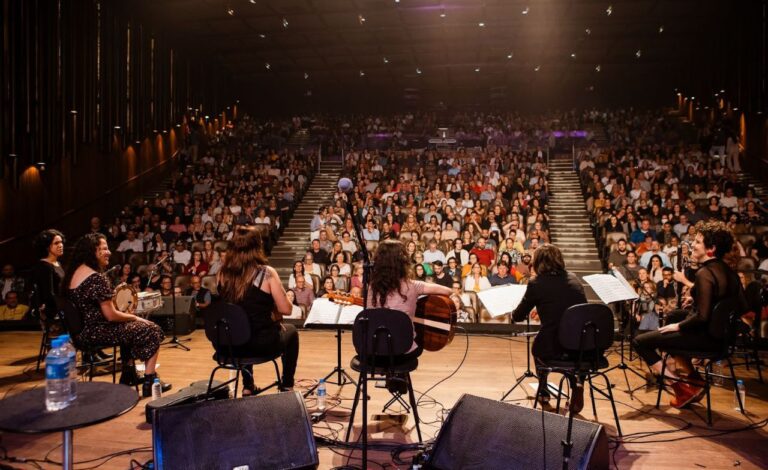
[
  {"left": 342, "top": 189, "right": 372, "bottom": 469},
  {"left": 163, "top": 250, "right": 191, "bottom": 351}
]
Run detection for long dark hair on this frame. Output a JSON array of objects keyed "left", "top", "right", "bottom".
[
  {"left": 370, "top": 239, "right": 410, "bottom": 307},
  {"left": 33, "top": 229, "right": 65, "bottom": 259},
  {"left": 532, "top": 244, "right": 565, "bottom": 276},
  {"left": 218, "top": 226, "right": 268, "bottom": 303},
  {"left": 62, "top": 233, "right": 105, "bottom": 292}
]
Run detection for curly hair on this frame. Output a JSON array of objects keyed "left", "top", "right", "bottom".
[
  {"left": 33, "top": 229, "right": 65, "bottom": 259},
  {"left": 218, "top": 226, "right": 268, "bottom": 303},
  {"left": 370, "top": 239, "right": 410, "bottom": 308},
  {"left": 695, "top": 220, "right": 734, "bottom": 259},
  {"left": 61, "top": 233, "right": 105, "bottom": 293}
]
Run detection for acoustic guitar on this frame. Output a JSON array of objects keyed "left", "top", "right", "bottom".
[{"left": 326, "top": 291, "right": 457, "bottom": 352}]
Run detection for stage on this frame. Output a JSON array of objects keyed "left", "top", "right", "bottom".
[{"left": 0, "top": 329, "right": 766, "bottom": 469}]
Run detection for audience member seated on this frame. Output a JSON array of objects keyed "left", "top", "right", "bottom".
[{"left": 0, "top": 291, "right": 30, "bottom": 321}]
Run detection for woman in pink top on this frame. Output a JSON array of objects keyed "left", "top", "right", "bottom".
[{"left": 368, "top": 240, "right": 455, "bottom": 356}]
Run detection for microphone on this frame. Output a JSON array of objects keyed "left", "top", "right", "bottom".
[
  {"left": 105, "top": 265, "right": 122, "bottom": 276},
  {"left": 337, "top": 177, "right": 354, "bottom": 194}
]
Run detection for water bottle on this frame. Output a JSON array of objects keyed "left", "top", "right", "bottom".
[
  {"left": 317, "top": 379, "right": 327, "bottom": 411},
  {"left": 228, "top": 369, "right": 237, "bottom": 396},
  {"left": 734, "top": 380, "right": 746, "bottom": 412},
  {"left": 152, "top": 378, "right": 163, "bottom": 400},
  {"left": 45, "top": 338, "right": 73, "bottom": 411},
  {"left": 712, "top": 361, "right": 724, "bottom": 386},
  {"left": 58, "top": 334, "right": 77, "bottom": 400}
]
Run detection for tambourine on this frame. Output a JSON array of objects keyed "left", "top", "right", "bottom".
[{"left": 112, "top": 283, "right": 138, "bottom": 314}]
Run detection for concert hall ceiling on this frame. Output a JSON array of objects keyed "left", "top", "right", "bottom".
[{"left": 139, "top": 0, "right": 761, "bottom": 110}]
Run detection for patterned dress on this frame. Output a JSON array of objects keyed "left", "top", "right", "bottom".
[{"left": 68, "top": 273, "right": 164, "bottom": 361}]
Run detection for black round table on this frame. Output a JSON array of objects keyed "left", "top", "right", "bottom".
[{"left": 0, "top": 381, "right": 139, "bottom": 470}]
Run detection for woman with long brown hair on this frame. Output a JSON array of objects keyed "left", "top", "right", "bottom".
[
  {"left": 217, "top": 226, "right": 298, "bottom": 394},
  {"left": 368, "top": 240, "right": 455, "bottom": 361}
]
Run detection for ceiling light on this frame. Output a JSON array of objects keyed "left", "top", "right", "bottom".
[
  {"left": 595, "top": 64, "right": 601, "bottom": 72},
  {"left": 416, "top": 68, "right": 422, "bottom": 74},
  {"left": 358, "top": 14, "right": 366, "bottom": 24},
  {"left": 585, "top": 28, "right": 591, "bottom": 35},
  {"left": 359, "top": 70, "right": 365, "bottom": 77},
  {"left": 635, "top": 49, "right": 642, "bottom": 58},
  {"left": 440, "top": 12, "right": 446, "bottom": 18},
  {"left": 658, "top": 25, "right": 664, "bottom": 33},
  {"left": 265, "top": 63, "right": 271, "bottom": 70},
  {"left": 395, "top": 0, "right": 399, "bottom": 3},
  {"left": 507, "top": 53, "right": 513, "bottom": 59},
  {"left": 478, "top": 22, "right": 485, "bottom": 27},
  {"left": 733, "top": 107, "right": 739, "bottom": 111},
  {"left": 226, "top": 7, "right": 234, "bottom": 16},
  {"left": 522, "top": 7, "right": 529, "bottom": 15},
  {"left": 534, "top": 65, "right": 541, "bottom": 72},
  {"left": 70, "top": 110, "right": 78, "bottom": 114},
  {"left": 606, "top": 5, "right": 612, "bottom": 16},
  {"left": 720, "top": 89, "right": 725, "bottom": 93},
  {"left": 570, "top": 53, "right": 576, "bottom": 58},
  {"left": 304, "top": 72, "right": 309, "bottom": 79},
  {"left": 259, "top": 33, "right": 266, "bottom": 39},
  {"left": 282, "top": 18, "right": 288, "bottom": 28},
  {"left": 249, "top": 0, "right": 256, "bottom": 3},
  {"left": 383, "top": 57, "right": 389, "bottom": 63},
  {"left": 474, "top": 67, "right": 480, "bottom": 72},
  {"left": 691, "top": 96, "right": 695, "bottom": 100}
]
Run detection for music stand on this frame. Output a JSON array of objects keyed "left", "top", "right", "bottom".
[
  {"left": 164, "top": 249, "right": 191, "bottom": 351},
  {"left": 501, "top": 313, "right": 539, "bottom": 401},
  {"left": 303, "top": 301, "right": 360, "bottom": 397},
  {"left": 603, "top": 299, "right": 647, "bottom": 396}
]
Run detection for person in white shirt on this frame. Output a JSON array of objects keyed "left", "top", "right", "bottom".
[
  {"left": 423, "top": 240, "right": 447, "bottom": 264},
  {"left": 171, "top": 241, "right": 192, "bottom": 266},
  {"left": 116, "top": 230, "right": 144, "bottom": 252}
]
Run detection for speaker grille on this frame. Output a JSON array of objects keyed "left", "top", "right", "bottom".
[
  {"left": 428, "top": 394, "right": 608, "bottom": 470},
  {"left": 153, "top": 392, "right": 318, "bottom": 470}
]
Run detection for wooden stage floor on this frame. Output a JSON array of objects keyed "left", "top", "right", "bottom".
[{"left": 1, "top": 329, "right": 767, "bottom": 469}]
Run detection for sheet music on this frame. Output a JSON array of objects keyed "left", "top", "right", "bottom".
[
  {"left": 583, "top": 273, "right": 639, "bottom": 304},
  {"left": 304, "top": 298, "right": 343, "bottom": 326},
  {"left": 477, "top": 284, "right": 528, "bottom": 318},
  {"left": 304, "top": 298, "right": 363, "bottom": 326},
  {"left": 338, "top": 304, "right": 364, "bottom": 325},
  {"left": 610, "top": 268, "right": 637, "bottom": 295}
]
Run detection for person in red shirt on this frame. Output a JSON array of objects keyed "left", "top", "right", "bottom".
[{"left": 470, "top": 236, "right": 495, "bottom": 268}]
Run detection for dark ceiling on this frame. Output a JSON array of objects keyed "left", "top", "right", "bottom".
[{"left": 140, "top": 0, "right": 757, "bottom": 111}]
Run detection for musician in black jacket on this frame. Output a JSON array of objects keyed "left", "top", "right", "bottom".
[{"left": 512, "top": 244, "right": 587, "bottom": 410}]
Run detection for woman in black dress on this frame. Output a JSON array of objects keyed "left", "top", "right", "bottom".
[
  {"left": 217, "top": 226, "right": 299, "bottom": 395},
  {"left": 63, "top": 233, "right": 170, "bottom": 397},
  {"left": 30, "top": 230, "right": 66, "bottom": 329},
  {"left": 634, "top": 220, "right": 747, "bottom": 408}
]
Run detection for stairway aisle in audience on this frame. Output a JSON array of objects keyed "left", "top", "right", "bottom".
[
  {"left": 547, "top": 155, "right": 602, "bottom": 301},
  {"left": 271, "top": 161, "right": 343, "bottom": 285}
]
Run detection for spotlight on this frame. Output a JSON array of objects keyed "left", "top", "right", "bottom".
[
  {"left": 534, "top": 65, "right": 541, "bottom": 72},
  {"left": 35, "top": 162, "right": 46, "bottom": 172},
  {"left": 416, "top": 68, "right": 422, "bottom": 74},
  {"left": 265, "top": 63, "right": 271, "bottom": 70},
  {"left": 259, "top": 34, "right": 266, "bottom": 39},
  {"left": 282, "top": 18, "right": 288, "bottom": 28},
  {"left": 474, "top": 67, "right": 480, "bottom": 72},
  {"left": 658, "top": 25, "right": 664, "bottom": 33},
  {"left": 635, "top": 49, "right": 642, "bottom": 58},
  {"left": 720, "top": 89, "right": 725, "bottom": 93},
  {"left": 70, "top": 110, "right": 78, "bottom": 114},
  {"left": 570, "top": 53, "right": 576, "bottom": 59},
  {"left": 249, "top": 0, "right": 256, "bottom": 3},
  {"left": 383, "top": 57, "right": 389, "bottom": 63},
  {"left": 226, "top": 7, "right": 234, "bottom": 16},
  {"left": 304, "top": 72, "right": 309, "bottom": 79},
  {"left": 135, "top": 140, "right": 141, "bottom": 145},
  {"left": 595, "top": 64, "right": 601, "bottom": 72},
  {"left": 507, "top": 53, "right": 513, "bottom": 59},
  {"left": 606, "top": 5, "right": 612, "bottom": 16},
  {"left": 522, "top": 7, "right": 529, "bottom": 15},
  {"left": 585, "top": 28, "right": 591, "bottom": 35},
  {"left": 359, "top": 70, "right": 365, "bottom": 77},
  {"left": 478, "top": 22, "right": 485, "bottom": 27},
  {"left": 440, "top": 12, "right": 446, "bottom": 18},
  {"left": 733, "top": 107, "right": 739, "bottom": 111},
  {"left": 358, "top": 14, "right": 366, "bottom": 24}
]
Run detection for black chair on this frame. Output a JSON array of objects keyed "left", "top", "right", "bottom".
[
  {"left": 655, "top": 298, "right": 744, "bottom": 426},
  {"left": 535, "top": 303, "right": 623, "bottom": 439},
  {"left": 345, "top": 308, "right": 423, "bottom": 445},
  {"left": 57, "top": 297, "right": 120, "bottom": 383},
  {"left": 204, "top": 302, "right": 281, "bottom": 398}
]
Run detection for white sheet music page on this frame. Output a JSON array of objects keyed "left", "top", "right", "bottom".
[
  {"left": 583, "top": 273, "right": 639, "bottom": 304},
  {"left": 304, "top": 298, "right": 343, "bottom": 327},
  {"left": 477, "top": 284, "right": 528, "bottom": 318},
  {"left": 337, "top": 304, "right": 364, "bottom": 325}
]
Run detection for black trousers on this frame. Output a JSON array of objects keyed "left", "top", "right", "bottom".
[
  {"left": 242, "top": 324, "right": 300, "bottom": 388},
  {"left": 632, "top": 310, "right": 719, "bottom": 366}
]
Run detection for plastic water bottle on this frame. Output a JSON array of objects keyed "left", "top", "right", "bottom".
[
  {"left": 45, "top": 338, "right": 73, "bottom": 411},
  {"left": 151, "top": 378, "right": 163, "bottom": 401},
  {"left": 734, "top": 380, "right": 746, "bottom": 412},
  {"left": 712, "top": 361, "right": 724, "bottom": 386},
  {"left": 58, "top": 334, "right": 77, "bottom": 400},
  {"left": 317, "top": 379, "right": 327, "bottom": 411}
]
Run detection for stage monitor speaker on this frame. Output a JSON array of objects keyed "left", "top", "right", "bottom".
[
  {"left": 152, "top": 391, "right": 319, "bottom": 470},
  {"left": 426, "top": 394, "right": 609, "bottom": 470}
]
